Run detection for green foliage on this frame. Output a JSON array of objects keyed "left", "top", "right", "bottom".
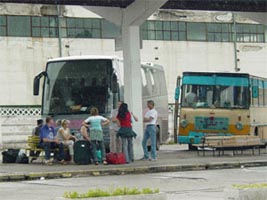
[
  {"left": 63, "top": 187, "right": 160, "bottom": 199},
  {"left": 166, "top": 140, "right": 176, "bottom": 145},
  {"left": 232, "top": 183, "right": 267, "bottom": 189}
]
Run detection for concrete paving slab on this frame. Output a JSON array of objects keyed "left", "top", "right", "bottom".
[{"left": 0, "top": 144, "right": 266, "bottom": 182}]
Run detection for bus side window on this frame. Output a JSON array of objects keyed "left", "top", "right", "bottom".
[
  {"left": 141, "top": 68, "right": 149, "bottom": 97},
  {"left": 251, "top": 79, "right": 259, "bottom": 106},
  {"left": 259, "top": 80, "right": 264, "bottom": 106},
  {"left": 158, "top": 71, "right": 167, "bottom": 95},
  {"left": 152, "top": 70, "right": 161, "bottom": 96},
  {"left": 149, "top": 70, "right": 156, "bottom": 95},
  {"left": 145, "top": 68, "right": 152, "bottom": 96},
  {"left": 264, "top": 80, "right": 267, "bottom": 106}
]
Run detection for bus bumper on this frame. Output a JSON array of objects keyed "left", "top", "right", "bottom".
[{"left": 178, "top": 132, "right": 205, "bottom": 144}]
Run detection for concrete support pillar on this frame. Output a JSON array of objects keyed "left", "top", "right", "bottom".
[
  {"left": 122, "top": 25, "right": 143, "bottom": 158},
  {"left": 86, "top": 0, "right": 168, "bottom": 159},
  {"left": 0, "top": 116, "right": 2, "bottom": 149}
]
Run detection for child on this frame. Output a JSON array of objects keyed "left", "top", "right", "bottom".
[{"left": 82, "top": 107, "right": 110, "bottom": 165}]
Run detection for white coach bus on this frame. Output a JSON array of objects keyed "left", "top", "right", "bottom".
[{"left": 33, "top": 56, "right": 169, "bottom": 150}]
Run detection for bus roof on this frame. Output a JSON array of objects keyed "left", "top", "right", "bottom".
[
  {"left": 47, "top": 55, "right": 118, "bottom": 62},
  {"left": 183, "top": 71, "right": 250, "bottom": 78},
  {"left": 47, "top": 55, "right": 164, "bottom": 71}
]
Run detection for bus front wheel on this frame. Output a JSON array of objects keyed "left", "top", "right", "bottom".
[
  {"left": 156, "top": 127, "right": 160, "bottom": 151},
  {"left": 188, "top": 144, "right": 198, "bottom": 151}
]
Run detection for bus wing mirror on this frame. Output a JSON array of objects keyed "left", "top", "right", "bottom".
[
  {"left": 33, "top": 71, "right": 47, "bottom": 96},
  {"left": 111, "top": 73, "right": 118, "bottom": 93},
  {"left": 175, "top": 87, "right": 180, "bottom": 101},
  {"left": 175, "top": 76, "right": 181, "bottom": 101}
]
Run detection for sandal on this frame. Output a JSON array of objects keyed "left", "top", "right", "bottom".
[
  {"left": 60, "top": 160, "right": 67, "bottom": 165},
  {"left": 95, "top": 161, "right": 99, "bottom": 165},
  {"left": 103, "top": 160, "right": 108, "bottom": 165}
]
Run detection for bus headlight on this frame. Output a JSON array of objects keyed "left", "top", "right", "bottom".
[
  {"left": 180, "top": 120, "right": 188, "bottom": 128},
  {"left": 235, "top": 122, "right": 243, "bottom": 130}
]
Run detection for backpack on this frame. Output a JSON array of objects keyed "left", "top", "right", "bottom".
[
  {"left": 106, "top": 152, "right": 126, "bottom": 165},
  {"left": 2, "top": 149, "right": 20, "bottom": 163}
]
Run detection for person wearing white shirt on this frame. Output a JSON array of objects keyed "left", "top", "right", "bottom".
[{"left": 141, "top": 100, "right": 158, "bottom": 161}]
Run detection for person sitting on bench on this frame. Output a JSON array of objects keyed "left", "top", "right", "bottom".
[
  {"left": 39, "top": 116, "right": 65, "bottom": 166},
  {"left": 29, "top": 119, "right": 44, "bottom": 162}
]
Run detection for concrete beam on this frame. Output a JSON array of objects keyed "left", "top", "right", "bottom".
[
  {"left": 86, "top": 0, "right": 167, "bottom": 26},
  {"left": 236, "top": 12, "right": 267, "bottom": 25}
]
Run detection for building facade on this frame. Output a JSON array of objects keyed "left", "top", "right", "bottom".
[{"left": 0, "top": 3, "right": 266, "bottom": 105}]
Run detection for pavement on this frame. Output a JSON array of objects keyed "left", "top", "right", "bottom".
[
  {"left": 0, "top": 144, "right": 267, "bottom": 182},
  {"left": 1, "top": 167, "right": 267, "bottom": 200}
]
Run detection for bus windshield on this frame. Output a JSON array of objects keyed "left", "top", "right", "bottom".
[
  {"left": 181, "top": 75, "right": 249, "bottom": 109},
  {"left": 42, "top": 59, "right": 113, "bottom": 115}
]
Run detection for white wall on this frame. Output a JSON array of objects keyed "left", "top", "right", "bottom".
[{"left": 0, "top": 36, "right": 266, "bottom": 105}]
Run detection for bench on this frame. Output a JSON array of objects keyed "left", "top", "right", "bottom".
[
  {"left": 25, "top": 136, "right": 67, "bottom": 163},
  {"left": 25, "top": 136, "right": 45, "bottom": 163},
  {"left": 194, "top": 135, "right": 265, "bottom": 156}
]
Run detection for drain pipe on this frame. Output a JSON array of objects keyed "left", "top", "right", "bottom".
[
  {"left": 56, "top": 3, "right": 62, "bottom": 57},
  {"left": 233, "top": 13, "right": 239, "bottom": 72}
]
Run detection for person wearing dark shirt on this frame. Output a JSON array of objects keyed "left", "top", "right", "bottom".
[
  {"left": 39, "top": 116, "right": 65, "bottom": 166},
  {"left": 30, "top": 119, "right": 44, "bottom": 162},
  {"left": 32, "top": 119, "right": 44, "bottom": 136}
]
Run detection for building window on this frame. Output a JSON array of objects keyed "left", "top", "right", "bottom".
[
  {"left": 66, "top": 17, "right": 101, "bottom": 38},
  {"left": 235, "top": 24, "right": 265, "bottom": 43},
  {"left": 0, "top": 14, "right": 266, "bottom": 43},
  {"left": 207, "top": 23, "right": 232, "bottom": 42},
  {"left": 187, "top": 22, "right": 206, "bottom": 41},
  {"left": 142, "top": 20, "right": 187, "bottom": 41},
  {"left": 7, "top": 16, "right": 31, "bottom": 37},
  {"left": 31, "top": 16, "right": 58, "bottom": 38},
  {"left": 0, "top": 16, "right": 7, "bottom": 36}
]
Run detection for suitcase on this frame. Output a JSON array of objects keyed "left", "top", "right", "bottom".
[
  {"left": 106, "top": 152, "right": 126, "bottom": 164},
  {"left": 74, "top": 141, "right": 92, "bottom": 165}
]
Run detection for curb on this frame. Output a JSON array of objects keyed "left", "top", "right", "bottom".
[{"left": 1, "top": 160, "right": 267, "bottom": 182}]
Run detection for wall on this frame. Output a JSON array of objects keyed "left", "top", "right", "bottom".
[
  {"left": 0, "top": 3, "right": 266, "bottom": 105},
  {"left": 0, "top": 36, "right": 267, "bottom": 105}
]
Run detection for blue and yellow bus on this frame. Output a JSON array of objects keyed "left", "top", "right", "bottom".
[{"left": 175, "top": 72, "right": 267, "bottom": 150}]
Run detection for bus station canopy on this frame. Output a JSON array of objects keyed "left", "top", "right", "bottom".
[{"left": 1, "top": 0, "right": 267, "bottom": 12}]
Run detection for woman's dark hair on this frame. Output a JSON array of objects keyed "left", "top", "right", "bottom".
[{"left": 118, "top": 103, "right": 129, "bottom": 119}]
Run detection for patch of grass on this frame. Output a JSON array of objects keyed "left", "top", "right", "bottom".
[
  {"left": 166, "top": 140, "right": 176, "bottom": 145},
  {"left": 233, "top": 183, "right": 267, "bottom": 189},
  {"left": 63, "top": 187, "right": 160, "bottom": 199}
]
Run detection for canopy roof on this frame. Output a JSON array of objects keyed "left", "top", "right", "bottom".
[{"left": 0, "top": 0, "right": 266, "bottom": 12}]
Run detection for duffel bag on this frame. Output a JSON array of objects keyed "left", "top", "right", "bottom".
[
  {"left": 2, "top": 149, "right": 20, "bottom": 163},
  {"left": 106, "top": 152, "right": 126, "bottom": 164}
]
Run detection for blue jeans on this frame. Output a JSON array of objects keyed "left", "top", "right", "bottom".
[
  {"left": 41, "top": 142, "right": 65, "bottom": 161},
  {"left": 91, "top": 140, "right": 106, "bottom": 162},
  {"left": 142, "top": 125, "right": 157, "bottom": 160},
  {"left": 121, "top": 137, "right": 134, "bottom": 163}
]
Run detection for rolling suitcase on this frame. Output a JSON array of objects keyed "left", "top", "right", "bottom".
[{"left": 74, "top": 140, "right": 92, "bottom": 165}]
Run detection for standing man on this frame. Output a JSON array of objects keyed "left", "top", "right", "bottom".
[
  {"left": 110, "top": 101, "right": 123, "bottom": 152},
  {"left": 40, "top": 116, "right": 65, "bottom": 165},
  {"left": 142, "top": 100, "right": 158, "bottom": 161}
]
